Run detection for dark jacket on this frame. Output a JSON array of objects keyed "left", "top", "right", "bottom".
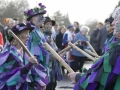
[
  {"left": 90, "top": 29, "right": 100, "bottom": 51},
  {"left": 106, "top": 32, "right": 113, "bottom": 41},
  {"left": 102, "top": 32, "right": 114, "bottom": 54},
  {"left": 95, "top": 26, "right": 108, "bottom": 49},
  {"left": 74, "top": 28, "right": 80, "bottom": 34},
  {"left": 56, "top": 32, "right": 64, "bottom": 50}
]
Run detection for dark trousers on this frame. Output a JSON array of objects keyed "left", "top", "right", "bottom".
[
  {"left": 46, "top": 81, "right": 57, "bottom": 90},
  {"left": 99, "top": 49, "right": 103, "bottom": 56},
  {"left": 71, "top": 56, "right": 85, "bottom": 72},
  {"left": 96, "top": 50, "right": 101, "bottom": 56},
  {"left": 62, "top": 66, "right": 65, "bottom": 74}
]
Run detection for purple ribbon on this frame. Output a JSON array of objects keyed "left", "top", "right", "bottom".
[
  {"left": 86, "top": 83, "right": 98, "bottom": 90},
  {"left": 0, "top": 52, "right": 9, "bottom": 65},
  {"left": 88, "top": 71, "right": 98, "bottom": 83},
  {"left": 74, "top": 81, "right": 80, "bottom": 90},
  {"left": 80, "top": 75, "right": 87, "bottom": 84},
  {"left": 92, "top": 57, "right": 104, "bottom": 69}
]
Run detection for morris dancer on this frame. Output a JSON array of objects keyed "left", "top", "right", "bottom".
[
  {"left": 24, "top": 3, "right": 48, "bottom": 68},
  {"left": 68, "top": 7, "right": 120, "bottom": 90},
  {"left": 0, "top": 23, "right": 48, "bottom": 90},
  {"left": 43, "top": 16, "right": 62, "bottom": 90}
]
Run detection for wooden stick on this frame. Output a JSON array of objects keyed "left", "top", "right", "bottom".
[
  {"left": 86, "top": 41, "right": 98, "bottom": 55},
  {"left": 84, "top": 49, "right": 101, "bottom": 58},
  {"left": 8, "top": 30, "right": 38, "bottom": 64},
  {"left": 68, "top": 42, "right": 96, "bottom": 61},
  {"left": 58, "top": 40, "right": 79, "bottom": 55},
  {"left": 44, "top": 42, "right": 74, "bottom": 73},
  {"left": 60, "top": 51, "right": 66, "bottom": 57}
]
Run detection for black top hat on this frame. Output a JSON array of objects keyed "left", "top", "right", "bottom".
[{"left": 44, "top": 17, "right": 55, "bottom": 26}]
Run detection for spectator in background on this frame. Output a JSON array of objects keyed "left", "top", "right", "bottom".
[
  {"left": 62, "top": 25, "right": 75, "bottom": 47},
  {"left": 56, "top": 26, "right": 66, "bottom": 74},
  {"left": 4, "top": 18, "right": 15, "bottom": 43},
  {"left": 90, "top": 22, "right": 104, "bottom": 55},
  {"left": 0, "top": 24, "right": 5, "bottom": 44},
  {"left": 8, "top": 19, "right": 15, "bottom": 29},
  {"left": 74, "top": 21, "right": 80, "bottom": 34},
  {"left": 56, "top": 25, "right": 66, "bottom": 74},
  {"left": 0, "top": 32, "right": 4, "bottom": 51},
  {"left": 56, "top": 25, "right": 66, "bottom": 50},
  {"left": 4, "top": 18, "right": 11, "bottom": 30},
  {"left": 51, "top": 22, "right": 59, "bottom": 41},
  {"left": 13, "top": 18, "right": 19, "bottom": 25},
  {"left": 62, "top": 25, "right": 75, "bottom": 63},
  {"left": 4, "top": 18, "right": 15, "bottom": 30},
  {"left": 102, "top": 16, "right": 114, "bottom": 54},
  {"left": 95, "top": 20, "right": 108, "bottom": 55},
  {"left": 72, "top": 26, "right": 90, "bottom": 72}
]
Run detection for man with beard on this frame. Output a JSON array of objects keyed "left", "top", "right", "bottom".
[{"left": 43, "top": 17, "right": 62, "bottom": 90}]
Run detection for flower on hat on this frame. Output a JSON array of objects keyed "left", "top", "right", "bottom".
[
  {"left": 26, "top": 22, "right": 32, "bottom": 27},
  {"left": 38, "top": 3, "right": 46, "bottom": 8},
  {"left": 24, "top": 3, "right": 47, "bottom": 21}
]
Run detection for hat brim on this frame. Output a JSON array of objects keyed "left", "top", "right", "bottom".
[
  {"left": 9, "top": 27, "right": 34, "bottom": 41},
  {"left": 20, "top": 27, "right": 34, "bottom": 33},
  {"left": 27, "top": 12, "right": 45, "bottom": 21},
  {"left": 14, "top": 27, "right": 34, "bottom": 35},
  {"left": 44, "top": 20, "right": 55, "bottom": 26}
]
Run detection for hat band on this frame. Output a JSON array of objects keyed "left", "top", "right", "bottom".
[{"left": 16, "top": 25, "right": 28, "bottom": 31}]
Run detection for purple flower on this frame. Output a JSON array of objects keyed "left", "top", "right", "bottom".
[
  {"left": 41, "top": 5, "right": 46, "bottom": 8},
  {"left": 24, "top": 11, "right": 27, "bottom": 15},
  {"left": 24, "top": 3, "right": 47, "bottom": 19},
  {"left": 28, "top": 9, "right": 33, "bottom": 15},
  {"left": 38, "top": 3, "right": 42, "bottom": 7},
  {"left": 43, "top": 10, "right": 47, "bottom": 13},
  {"left": 26, "top": 22, "right": 31, "bottom": 27}
]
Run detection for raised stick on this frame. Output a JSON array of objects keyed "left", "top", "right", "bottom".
[
  {"left": 68, "top": 42, "right": 96, "bottom": 61},
  {"left": 58, "top": 40, "right": 79, "bottom": 55},
  {"left": 84, "top": 49, "right": 101, "bottom": 58},
  {"left": 8, "top": 30, "right": 38, "bottom": 64},
  {"left": 60, "top": 51, "right": 67, "bottom": 57},
  {"left": 44, "top": 42, "right": 74, "bottom": 73},
  {"left": 86, "top": 41, "right": 98, "bottom": 55}
]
